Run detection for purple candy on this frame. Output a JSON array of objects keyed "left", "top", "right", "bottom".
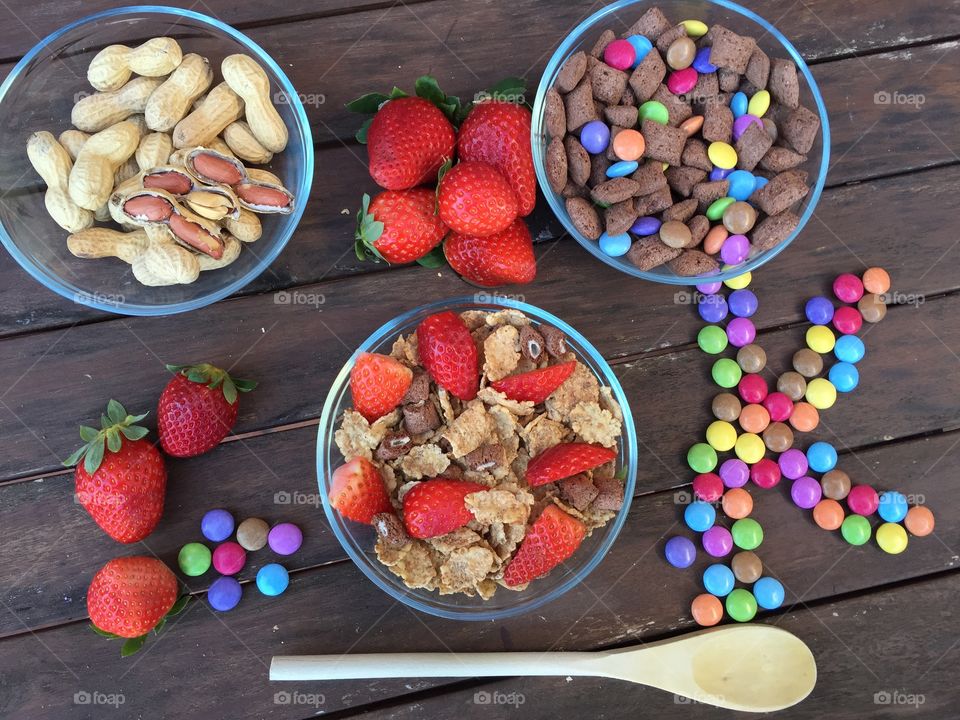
[
  {"left": 208, "top": 576, "right": 242, "bottom": 612},
  {"left": 720, "top": 234, "right": 750, "bottom": 265},
  {"left": 692, "top": 46, "right": 717, "bottom": 73},
  {"left": 664, "top": 536, "right": 697, "bottom": 568},
  {"left": 268, "top": 522, "right": 303, "bottom": 556},
  {"left": 697, "top": 281, "right": 723, "bottom": 294},
  {"left": 631, "top": 216, "right": 661, "bottom": 236},
  {"left": 698, "top": 293, "right": 728, "bottom": 323},
  {"left": 728, "top": 289, "right": 758, "bottom": 318},
  {"left": 791, "top": 476, "right": 822, "bottom": 509},
  {"left": 580, "top": 120, "right": 611, "bottom": 154},
  {"left": 732, "top": 114, "right": 763, "bottom": 142},
  {"left": 710, "top": 167, "right": 731, "bottom": 181},
  {"left": 702, "top": 526, "right": 734, "bottom": 558},
  {"left": 720, "top": 458, "right": 750, "bottom": 488},
  {"left": 778, "top": 448, "right": 809, "bottom": 480},
  {"left": 726, "top": 317, "right": 756, "bottom": 347}
]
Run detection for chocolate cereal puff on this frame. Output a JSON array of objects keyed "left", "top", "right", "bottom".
[
  {"left": 780, "top": 104, "right": 820, "bottom": 155},
  {"left": 627, "top": 235, "right": 682, "bottom": 270},
  {"left": 666, "top": 166, "right": 708, "bottom": 197},
  {"left": 653, "top": 84, "right": 693, "bottom": 126},
  {"left": 628, "top": 50, "right": 666, "bottom": 103},
  {"left": 640, "top": 119, "right": 686, "bottom": 166},
  {"left": 565, "top": 197, "right": 603, "bottom": 240},
  {"left": 717, "top": 67, "right": 741, "bottom": 93},
  {"left": 669, "top": 249, "right": 719, "bottom": 276},
  {"left": 702, "top": 101, "right": 733, "bottom": 143},
  {"left": 589, "top": 154, "right": 612, "bottom": 187},
  {"left": 564, "top": 136, "right": 591, "bottom": 187},
  {"left": 590, "top": 62, "right": 629, "bottom": 104},
  {"left": 561, "top": 181, "right": 589, "bottom": 199},
  {"left": 708, "top": 25, "right": 756, "bottom": 74},
  {"left": 630, "top": 160, "right": 668, "bottom": 195},
  {"left": 591, "top": 177, "right": 641, "bottom": 205},
  {"left": 605, "top": 199, "right": 639, "bottom": 235},
  {"left": 759, "top": 146, "right": 807, "bottom": 172},
  {"left": 556, "top": 51, "right": 588, "bottom": 94},
  {"left": 751, "top": 210, "right": 800, "bottom": 252},
  {"left": 623, "top": 6, "right": 672, "bottom": 40},
  {"left": 564, "top": 77, "right": 598, "bottom": 132},
  {"left": 745, "top": 46, "right": 771, "bottom": 89},
  {"left": 692, "top": 180, "right": 730, "bottom": 212},
  {"left": 682, "top": 138, "right": 714, "bottom": 172},
  {"left": 591, "top": 29, "right": 617, "bottom": 58},
  {"left": 769, "top": 58, "right": 800, "bottom": 108},
  {"left": 662, "top": 197, "right": 698, "bottom": 223},
  {"left": 604, "top": 104, "right": 639, "bottom": 127},
  {"left": 546, "top": 137, "right": 568, "bottom": 193},
  {"left": 752, "top": 169, "right": 809, "bottom": 216},
  {"left": 687, "top": 71, "right": 719, "bottom": 106},
  {"left": 545, "top": 88, "right": 566, "bottom": 139},
  {"left": 655, "top": 24, "right": 687, "bottom": 54},
  {"left": 735, "top": 121, "right": 774, "bottom": 171},
  {"left": 688, "top": 214, "right": 710, "bottom": 245},
  {"left": 634, "top": 185, "right": 673, "bottom": 215}
]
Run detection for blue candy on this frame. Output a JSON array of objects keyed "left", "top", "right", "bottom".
[
  {"left": 829, "top": 361, "right": 860, "bottom": 392},
  {"left": 731, "top": 92, "right": 749, "bottom": 118},
  {"left": 753, "top": 576, "right": 785, "bottom": 610},
  {"left": 664, "top": 536, "right": 697, "bottom": 568},
  {"left": 201, "top": 509, "right": 235, "bottom": 543},
  {"left": 698, "top": 293, "right": 728, "bottom": 323},
  {"left": 580, "top": 120, "right": 610, "bottom": 154},
  {"left": 607, "top": 160, "right": 639, "bottom": 178},
  {"left": 208, "top": 576, "right": 242, "bottom": 611},
  {"left": 753, "top": 176, "right": 769, "bottom": 192},
  {"left": 631, "top": 216, "right": 661, "bottom": 236},
  {"left": 692, "top": 46, "right": 717, "bottom": 73},
  {"left": 256, "top": 563, "right": 290, "bottom": 596},
  {"left": 709, "top": 167, "right": 731, "bottom": 181},
  {"left": 806, "top": 441, "right": 838, "bottom": 473},
  {"left": 878, "top": 491, "right": 909, "bottom": 523},
  {"left": 684, "top": 500, "right": 717, "bottom": 532},
  {"left": 703, "top": 563, "right": 735, "bottom": 596},
  {"left": 626, "top": 34, "right": 653, "bottom": 67},
  {"left": 805, "top": 296, "right": 834, "bottom": 325},
  {"left": 727, "top": 289, "right": 758, "bottom": 318},
  {"left": 726, "top": 170, "right": 757, "bottom": 201},
  {"left": 834, "top": 334, "right": 866, "bottom": 363},
  {"left": 599, "top": 231, "right": 631, "bottom": 257}
]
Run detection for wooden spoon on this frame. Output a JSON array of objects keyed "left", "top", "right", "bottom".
[{"left": 270, "top": 624, "right": 816, "bottom": 713}]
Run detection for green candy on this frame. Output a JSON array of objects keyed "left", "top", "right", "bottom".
[
  {"left": 638, "top": 100, "right": 669, "bottom": 125},
  {"left": 697, "top": 325, "right": 728, "bottom": 354},
  {"left": 688, "top": 442, "right": 718, "bottom": 473},
  {"left": 178, "top": 542, "right": 212, "bottom": 577},
  {"left": 712, "top": 358, "right": 742, "bottom": 388},
  {"left": 706, "top": 196, "right": 736, "bottom": 221},
  {"left": 841, "top": 515, "right": 872, "bottom": 546},
  {"left": 732, "top": 518, "right": 764, "bottom": 550},
  {"left": 726, "top": 588, "right": 758, "bottom": 622}
]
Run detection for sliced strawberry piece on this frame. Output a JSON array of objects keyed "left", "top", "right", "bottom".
[
  {"left": 402, "top": 478, "right": 487, "bottom": 538},
  {"left": 416, "top": 311, "right": 479, "bottom": 401},
  {"left": 329, "top": 457, "right": 393, "bottom": 524},
  {"left": 490, "top": 361, "right": 576, "bottom": 404},
  {"left": 350, "top": 352, "right": 413, "bottom": 422},
  {"left": 525, "top": 442, "right": 618, "bottom": 486},
  {"left": 502, "top": 504, "right": 586, "bottom": 586}
]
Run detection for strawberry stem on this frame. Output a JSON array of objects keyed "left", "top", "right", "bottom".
[{"left": 165, "top": 363, "right": 257, "bottom": 406}]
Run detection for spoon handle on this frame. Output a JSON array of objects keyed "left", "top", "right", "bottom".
[{"left": 271, "top": 652, "right": 604, "bottom": 681}]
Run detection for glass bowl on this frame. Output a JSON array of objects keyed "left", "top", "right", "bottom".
[
  {"left": 0, "top": 5, "right": 313, "bottom": 315},
  {"left": 317, "top": 296, "right": 638, "bottom": 620},
  {"left": 531, "top": 0, "right": 830, "bottom": 285}
]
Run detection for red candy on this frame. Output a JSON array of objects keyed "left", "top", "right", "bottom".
[
  {"left": 751, "top": 458, "right": 781, "bottom": 488},
  {"left": 833, "top": 273, "right": 864, "bottom": 303},
  {"left": 847, "top": 484, "right": 879, "bottom": 516},
  {"left": 667, "top": 67, "right": 698, "bottom": 95},
  {"left": 738, "top": 374, "right": 768, "bottom": 404},
  {"left": 603, "top": 39, "right": 636, "bottom": 71},
  {"left": 693, "top": 472, "right": 724, "bottom": 502},
  {"left": 762, "top": 392, "right": 794, "bottom": 422},
  {"left": 832, "top": 306, "right": 863, "bottom": 335}
]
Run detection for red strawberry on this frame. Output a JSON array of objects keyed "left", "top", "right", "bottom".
[
  {"left": 525, "top": 442, "right": 618, "bottom": 486},
  {"left": 402, "top": 478, "right": 487, "bottom": 538},
  {"left": 490, "top": 361, "right": 576, "bottom": 403},
  {"left": 416, "top": 311, "right": 479, "bottom": 401},
  {"left": 458, "top": 101, "right": 536, "bottom": 216},
  {"left": 502, "top": 504, "right": 586, "bottom": 586},
  {"left": 329, "top": 457, "right": 393, "bottom": 524},
  {"left": 87, "top": 556, "right": 184, "bottom": 655},
  {"left": 157, "top": 363, "right": 257, "bottom": 458},
  {"left": 350, "top": 352, "right": 413, "bottom": 422},
  {"left": 444, "top": 219, "right": 536, "bottom": 287},
  {"left": 66, "top": 400, "right": 166, "bottom": 543},
  {"left": 366, "top": 97, "right": 456, "bottom": 190},
  {"left": 355, "top": 189, "right": 448, "bottom": 264},
  {"left": 437, "top": 161, "right": 519, "bottom": 237}
]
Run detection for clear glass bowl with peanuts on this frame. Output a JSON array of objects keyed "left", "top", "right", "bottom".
[
  {"left": 317, "top": 297, "right": 638, "bottom": 620},
  {"left": 0, "top": 6, "right": 313, "bottom": 314}
]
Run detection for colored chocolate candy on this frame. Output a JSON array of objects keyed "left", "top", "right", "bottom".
[
  {"left": 202, "top": 508, "right": 235, "bottom": 543},
  {"left": 268, "top": 523, "right": 303, "bottom": 556},
  {"left": 753, "top": 576, "right": 784, "bottom": 610},
  {"left": 208, "top": 576, "right": 242, "bottom": 612},
  {"left": 256, "top": 563, "right": 290, "bottom": 596},
  {"left": 237, "top": 517, "right": 270, "bottom": 551},
  {"left": 665, "top": 536, "right": 697, "bottom": 568},
  {"left": 212, "top": 541, "right": 246, "bottom": 576},
  {"left": 732, "top": 551, "right": 762, "bottom": 583},
  {"left": 691, "top": 593, "right": 724, "bottom": 626},
  {"left": 703, "top": 563, "right": 735, "bottom": 596},
  {"left": 725, "top": 588, "right": 758, "bottom": 622},
  {"left": 178, "top": 542, "right": 212, "bottom": 577}
]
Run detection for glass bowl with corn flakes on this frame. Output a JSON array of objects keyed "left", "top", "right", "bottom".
[{"left": 318, "top": 296, "right": 637, "bottom": 620}]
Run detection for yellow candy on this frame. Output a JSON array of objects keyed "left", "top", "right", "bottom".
[
  {"left": 806, "top": 325, "right": 836, "bottom": 353},
  {"left": 723, "top": 269, "right": 752, "bottom": 289},
  {"left": 681, "top": 19, "right": 709, "bottom": 38},
  {"left": 707, "top": 141, "right": 738, "bottom": 170},
  {"left": 748, "top": 90, "right": 771, "bottom": 118},
  {"left": 876, "top": 522, "right": 908, "bottom": 554},
  {"left": 734, "top": 433, "right": 765, "bottom": 464},
  {"left": 706, "top": 420, "right": 738, "bottom": 452},
  {"left": 806, "top": 378, "right": 837, "bottom": 409}
]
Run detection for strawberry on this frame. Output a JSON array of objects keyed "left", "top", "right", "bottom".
[
  {"left": 350, "top": 352, "right": 413, "bottom": 422},
  {"left": 502, "top": 504, "right": 586, "bottom": 586},
  {"left": 437, "top": 161, "right": 519, "bottom": 237},
  {"left": 444, "top": 219, "right": 537, "bottom": 287},
  {"left": 364, "top": 96, "right": 456, "bottom": 190},
  {"left": 525, "top": 442, "right": 618, "bottom": 487},
  {"left": 329, "top": 457, "right": 393, "bottom": 524},
  {"left": 66, "top": 400, "right": 166, "bottom": 543},
  {"left": 402, "top": 478, "right": 487, "bottom": 538},
  {"left": 87, "top": 556, "right": 187, "bottom": 656},
  {"left": 416, "top": 311, "right": 479, "bottom": 401},
  {"left": 355, "top": 189, "right": 448, "bottom": 264},
  {"left": 458, "top": 100, "right": 536, "bottom": 216},
  {"left": 157, "top": 363, "right": 257, "bottom": 458},
  {"left": 490, "top": 361, "right": 576, "bottom": 403}
]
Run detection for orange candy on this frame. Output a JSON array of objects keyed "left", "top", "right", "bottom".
[
  {"left": 738, "top": 403, "right": 770, "bottom": 434},
  {"left": 722, "top": 487, "right": 753, "bottom": 519},
  {"left": 703, "top": 225, "right": 729, "bottom": 255},
  {"left": 613, "top": 129, "right": 645, "bottom": 161},
  {"left": 788, "top": 401, "right": 820, "bottom": 432},
  {"left": 904, "top": 506, "right": 935, "bottom": 536},
  {"left": 862, "top": 267, "right": 891, "bottom": 295},
  {"left": 691, "top": 593, "right": 724, "bottom": 626},
  {"left": 813, "top": 499, "right": 844, "bottom": 530},
  {"left": 680, "top": 115, "right": 704, "bottom": 136}
]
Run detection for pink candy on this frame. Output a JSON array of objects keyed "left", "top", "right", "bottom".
[
  {"left": 833, "top": 273, "right": 865, "bottom": 303},
  {"left": 667, "top": 67, "right": 698, "bottom": 95},
  {"left": 763, "top": 392, "right": 794, "bottom": 422},
  {"left": 603, "top": 39, "right": 636, "bottom": 71},
  {"left": 693, "top": 472, "right": 724, "bottom": 502},
  {"left": 213, "top": 541, "right": 246, "bottom": 575},
  {"left": 847, "top": 485, "right": 880, "bottom": 516}
]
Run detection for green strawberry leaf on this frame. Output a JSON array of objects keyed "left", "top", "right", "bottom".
[
  {"left": 63, "top": 445, "right": 87, "bottom": 468},
  {"left": 414, "top": 75, "right": 446, "bottom": 106},
  {"left": 416, "top": 245, "right": 447, "bottom": 268},
  {"left": 388, "top": 86, "right": 408, "bottom": 100},
  {"left": 485, "top": 76, "right": 527, "bottom": 102},
  {"left": 233, "top": 379, "right": 258, "bottom": 392},
  {"left": 83, "top": 437, "right": 105, "bottom": 476},
  {"left": 120, "top": 425, "right": 149, "bottom": 441},
  {"left": 90, "top": 624, "right": 121, "bottom": 639},
  {"left": 106, "top": 399, "right": 126, "bottom": 425},
  {"left": 355, "top": 117, "right": 374, "bottom": 144},
  {"left": 167, "top": 594, "right": 191, "bottom": 617},
  {"left": 345, "top": 92, "right": 390, "bottom": 114},
  {"left": 121, "top": 635, "right": 147, "bottom": 657},
  {"left": 105, "top": 427, "right": 122, "bottom": 453},
  {"left": 79, "top": 425, "right": 99, "bottom": 442},
  {"left": 69, "top": 400, "right": 151, "bottom": 473},
  {"left": 152, "top": 618, "right": 167, "bottom": 635},
  {"left": 100, "top": 414, "right": 112, "bottom": 430},
  {"left": 222, "top": 377, "right": 238, "bottom": 405}
]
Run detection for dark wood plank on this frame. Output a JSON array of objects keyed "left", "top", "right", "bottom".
[{"left": 0, "top": 430, "right": 954, "bottom": 717}]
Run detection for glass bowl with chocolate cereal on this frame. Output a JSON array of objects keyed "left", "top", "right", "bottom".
[
  {"left": 532, "top": 0, "right": 830, "bottom": 284},
  {"left": 317, "top": 296, "right": 637, "bottom": 620}
]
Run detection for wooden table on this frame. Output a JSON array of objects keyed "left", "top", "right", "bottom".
[{"left": 1, "top": 1, "right": 958, "bottom": 717}]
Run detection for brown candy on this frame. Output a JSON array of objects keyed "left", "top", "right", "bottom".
[
  {"left": 763, "top": 422, "right": 794, "bottom": 453},
  {"left": 666, "top": 36, "right": 697, "bottom": 70},
  {"left": 793, "top": 348, "right": 823, "bottom": 378},
  {"left": 858, "top": 293, "right": 887, "bottom": 323},
  {"left": 712, "top": 392, "right": 742, "bottom": 422},
  {"left": 821, "top": 469, "right": 851, "bottom": 500},
  {"left": 722, "top": 201, "right": 757, "bottom": 234},
  {"left": 737, "top": 344, "right": 767, "bottom": 373},
  {"left": 777, "top": 371, "right": 808, "bottom": 401},
  {"left": 732, "top": 550, "right": 762, "bottom": 584},
  {"left": 659, "top": 220, "right": 693, "bottom": 249}
]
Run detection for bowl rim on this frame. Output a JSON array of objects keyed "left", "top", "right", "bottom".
[
  {"left": 531, "top": 0, "right": 831, "bottom": 285},
  {"left": 0, "top": 4, "right": 314, "bottom": 316},
  {"left": 316, "top": 295, "right": 639, "bottom": 620}
]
